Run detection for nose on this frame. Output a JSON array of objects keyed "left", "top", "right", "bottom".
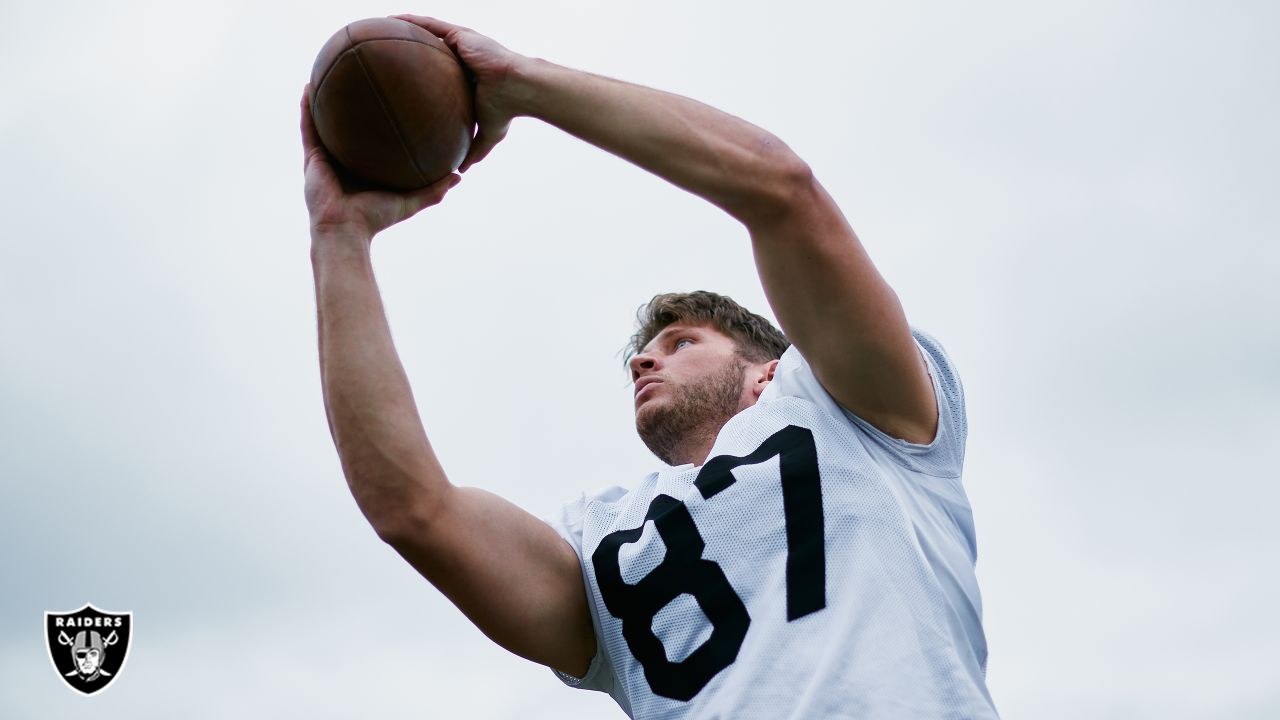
[{"left": 628, "top": 351, "right": 659, "bottom": 381}]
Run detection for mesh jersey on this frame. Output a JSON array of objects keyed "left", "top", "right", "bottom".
[{"left": 545, "top": 330, "right": 998, "bottom": 719}]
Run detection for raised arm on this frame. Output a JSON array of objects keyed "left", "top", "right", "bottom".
[
  {"left": 400, "top": 16, "right": 938, "bottom": 443},
  {"left": 301, "top": 87, "right": 595, "bottom": 678}
]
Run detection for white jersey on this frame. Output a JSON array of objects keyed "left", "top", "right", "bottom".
[{"left": 546, "top": 330, "right": 998, "bottom": 719}]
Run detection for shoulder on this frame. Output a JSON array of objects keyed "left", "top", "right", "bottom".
[{"left": 762, "top": 330, "right": 969, "bottom": 478}]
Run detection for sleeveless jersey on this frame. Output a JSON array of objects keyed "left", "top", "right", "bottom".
[{"left": 545, "top": 330, "right": 998, "bottom": 719}]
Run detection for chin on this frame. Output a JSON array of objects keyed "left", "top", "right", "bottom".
[{"left": 634, "top": 398, "right": 667, "bottom": 429}]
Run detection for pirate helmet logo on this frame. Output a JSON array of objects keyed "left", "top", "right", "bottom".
[{"left": 45, "top": 604, "right": 132, "bottom": 696}]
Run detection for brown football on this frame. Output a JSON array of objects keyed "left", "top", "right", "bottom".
[{"left": 309, "top": 17, "right": 474, "bottom": 190}]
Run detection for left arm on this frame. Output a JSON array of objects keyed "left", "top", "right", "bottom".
[
  {"left": 514, "top": 60, "right": 938, "bottom": 441},
  {"left": 399, "top": 16, "right": 938, "bottom": 441},
  {"left": 744, "top": 177, "right": 938, "bottom": 443}
]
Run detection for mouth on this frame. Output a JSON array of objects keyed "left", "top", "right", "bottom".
[{"left": 634, "top": 378, "right": 662, "bottom": 401}]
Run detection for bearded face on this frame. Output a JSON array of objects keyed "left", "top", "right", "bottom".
[{"left": 635, "top": 356, "right": 747, "bottom": 465}]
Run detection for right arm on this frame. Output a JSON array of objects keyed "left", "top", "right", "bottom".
[{"left": 301, "top": 87, "right": 596, "bottom": 678}]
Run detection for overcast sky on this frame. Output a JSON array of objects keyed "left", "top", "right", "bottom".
[{"left": 1, "top": 0, "right": 1277, "bottom": 717}]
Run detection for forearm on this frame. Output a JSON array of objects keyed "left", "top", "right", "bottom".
[
  {"left": 312, "top": 237, "right": 448, "bottom": 538},
  {"left": 510, "top": 58, "right": 811, "bottom": 225}
]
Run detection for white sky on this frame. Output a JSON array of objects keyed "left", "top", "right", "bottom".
[{"left": 1, "top": 0, "right": 1277, "bottom": 717}]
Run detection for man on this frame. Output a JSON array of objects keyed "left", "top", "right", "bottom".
[{"left": 301, "top": 14, "right": 998, "bottom": 719}]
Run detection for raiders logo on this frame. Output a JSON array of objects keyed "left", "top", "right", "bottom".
[{"left": 45, "top": 604, "right": 133, "bottom": 696}]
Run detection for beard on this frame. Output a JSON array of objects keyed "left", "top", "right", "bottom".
[{"left": 636, "top": 358, "right": 748, "bottom": 466}]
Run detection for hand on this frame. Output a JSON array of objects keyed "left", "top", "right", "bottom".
[
  {"left": 301, "top": 84, "right": 460, "bottom": 244},
  {"left": 392, "top": 14, "right": 530, "bottom": 173}
]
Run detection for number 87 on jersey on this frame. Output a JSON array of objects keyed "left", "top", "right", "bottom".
[{"left": 592, "top": 425, "right": 826, "bottom": 701}]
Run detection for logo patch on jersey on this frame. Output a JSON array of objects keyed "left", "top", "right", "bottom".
[{"left": 45, "top": 604, "right": 133, "bottom": 696}]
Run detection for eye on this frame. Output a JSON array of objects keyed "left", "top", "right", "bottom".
[{"left": 674, "top": 338, "right": 694, "bottom": 350}]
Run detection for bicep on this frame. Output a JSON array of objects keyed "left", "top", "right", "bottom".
[
  {"left": 748, "top": 173, "right": 938, "bottom": 443},
  {"left": 383, "top": 485, "right": 596, "bottom": 678}
]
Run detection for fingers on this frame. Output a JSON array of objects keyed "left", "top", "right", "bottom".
[
  {"left": 300, "top": 85, "right": 317, "bottom": 148},
  {"left": 398, "top": 173, "right": 462, "bottom": 222},
  {"left": 391, "top": 14, "right": 466, "bottom": 40},
  {"left": 459, "top": 120, "right": 509, "bottom": 173},
  {"left": 300, "top": 84, "right": 329, "bottom": 171},
  {"left": 391, "top": 14, "right": 470, "bottom": 58}
]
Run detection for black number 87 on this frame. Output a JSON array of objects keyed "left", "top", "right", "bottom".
[{"left": 591, "top": 425, "right": 826, "bottom": 701}]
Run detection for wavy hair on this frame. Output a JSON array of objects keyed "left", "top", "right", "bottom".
[{"left": 623, "top": 291, "right": 789, "bottom": 367}]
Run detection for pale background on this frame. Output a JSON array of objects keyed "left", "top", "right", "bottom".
[{"left": 1, "top": 1, "right": 1276, "bottom": 717}]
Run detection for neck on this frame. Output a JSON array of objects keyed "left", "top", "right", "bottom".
[
  {"left": 671, "top": 433, "right": 717, "bottom": 468},
  {"left": 668, "top": 413, "right": 737, "bottom": 467}
]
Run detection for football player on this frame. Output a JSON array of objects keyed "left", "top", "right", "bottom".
[{"left": 301, "top": 15, "right": 998, "bottom": 718}]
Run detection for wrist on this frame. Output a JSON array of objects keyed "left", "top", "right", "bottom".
[
  {"left": 310, "top": 224, "right": 373, "bottom": 263},
  {"left": 503, "top": 56, "right": 559, "bottom": 118}
]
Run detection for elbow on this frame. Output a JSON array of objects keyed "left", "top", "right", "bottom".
[
  {"left": 371, "top": 512, "right": 420, "bottom": 547},
  {"left": 729, "top": 147, "right": 817, "bottom": 228},
  {"left": 364, "top": 492, "right": 442, "bottom": 548}
]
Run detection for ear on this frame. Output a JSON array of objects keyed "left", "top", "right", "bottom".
[{"left": 752, "top": 359, "right": 780, "bottom": 399}]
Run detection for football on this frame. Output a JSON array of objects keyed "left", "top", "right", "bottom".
[{"left": 309, "top": 17, "right": 474, "bottom": 190}]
